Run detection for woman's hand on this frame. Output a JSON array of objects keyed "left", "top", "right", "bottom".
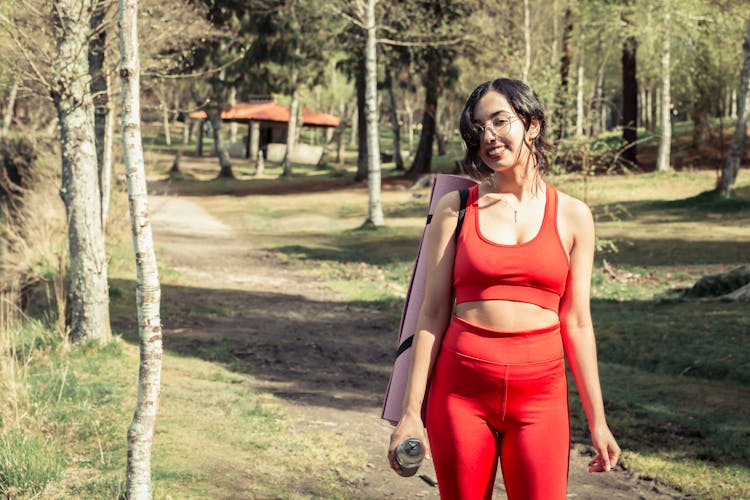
[
  {"left": 587, "top": 424, "right": 621, "bottom": 472},
  {"left": 387, "top": 412, "right": 429, "bottom": 475}
]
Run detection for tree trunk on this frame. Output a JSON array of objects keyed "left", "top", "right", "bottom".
[
  {"left": 365, "top": 0, "right": 383, "bottom": 226},
  {"left": 206, "top": 109, "right": 234, "bottom": 178},
  {"left": 119, "top": 0, "right": 163, "bottom": 496},
  {"left": 718, "top": 14, "right": 750, "bottom": 196},
  {"left": 621, "top": 35, "right": 639, "bottom": 166},
  {"left": 89, "top": 0, "right": 112, "bottom": 228},
  {"left": 282, "top": 81, "right": 299, "bottom": 177},
  {"left": 657, "top": 0, "right": 672, "bottom": 172},
  {"left": 575, "top": 36, "right": 585, "bottom": 137},
  {"left": 523, "top": 0, "right": 531, "bottom": 81},
  {"left": 160, "top": 95, "right": 171, "bottom": 146},
  {"left": 408, "top": 55, "right": 439, "bottom": 178},
  {"left": 101, "top": 72, "right": 114, "bottom": 229},
  {"left": 228, "top": 85, "right": 238, "bottom": 143},
  {"left": 554, "top": 8, "right": 573, "bottom": 140},
  {"left": 52, "top": 0, "right": 111, "bottom": 344},
  {"left": 384, "top": 67, "right": 404, "bottom": 170},
  {"left": 1, "top": 76, "right": 18, "bottom": 136},
  {"left": 355, "top": 58, "right": 368, "bottom": 182}
]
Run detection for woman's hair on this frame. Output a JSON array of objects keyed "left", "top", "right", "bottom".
[{"left": 459, "top": 78, "right": 553, "bottom": 182}]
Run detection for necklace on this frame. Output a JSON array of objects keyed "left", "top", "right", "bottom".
[{"left": 496, "top": 196, "right": 519, "bottom": 223}]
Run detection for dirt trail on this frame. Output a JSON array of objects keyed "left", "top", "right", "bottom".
[{"left": 149, "top": 194, "right": 681, "bottom": 500}]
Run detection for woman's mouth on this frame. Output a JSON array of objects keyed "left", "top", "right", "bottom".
[{"left": 486, "top": 145, "right": 506, "bottom": 159}]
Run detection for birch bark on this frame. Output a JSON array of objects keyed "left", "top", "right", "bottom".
[
  {"left": 656, "top": 0, "right": 672, "bottom": 172},
  {"left": 119, "top": 0, "right": 163, "bottom": 497},
  {"left": 52, "top": 0, "right": 111, "bottom": 344},
  {"left": 365, "top": 0, "right": 383, "bottom": 226},
  {"left": 718, "top": 15, "right": 750, "bottom": 196}
]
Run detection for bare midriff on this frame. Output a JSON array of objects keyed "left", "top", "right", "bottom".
[{"left": 455, "top": 299, "right": 559, "bottom": 332}]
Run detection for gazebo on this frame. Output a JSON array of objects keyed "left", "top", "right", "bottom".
[{"left": 188, "top": 97, "right": 340, "bottom": 163}]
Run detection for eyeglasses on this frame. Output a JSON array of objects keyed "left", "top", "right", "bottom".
[{"left": 471, "top": 116, "right": 514, "bottom": 138}]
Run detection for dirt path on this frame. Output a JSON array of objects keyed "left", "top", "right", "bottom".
[{"left": 149, "top": 194, "right": 681, "bottom": 499}]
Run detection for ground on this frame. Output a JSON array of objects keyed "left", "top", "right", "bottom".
[{"left": 147, "top": 193, "right": 685, "bottom": 499}]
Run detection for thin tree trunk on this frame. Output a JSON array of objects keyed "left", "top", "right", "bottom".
[
  {"left": 523, "top": 0, "right": 531, "bottom": 81},
  {"left": 282, "top": 80, "right": 299, "bottom": 177},
  {"left": 355, "top": 58, "right": 368, "bottom": 182},
  {"left": 404, "top": 99, "right": 414, "bottom": 151},
  {"left": 52, "top": 0, "right": 111, "bottom": 344},
  {"left": 228, "top": 85, "right": 238, "bottom": 143},
  {"left": 101, "top": 72, "right": 114, "bottom": 229},
  {"left": 206, "top": 109, "right": 234, "bottom": 178},
  {"left": 365, "top": 0, "right": 383, "bottom": 226},
  {"left": 555, "top": 8, "right": 573, "bottom": 140},
  {"left": 384, "top": 67, "right": 404, "bottom": 170},
  {"left": 657, "top": 0, "right": 672, "bottom": 172},
  {"left": 718, "top": 14, "right": 750, "bottom": 196},
  {"left": 408, "top": 55, "right": 439, "bottom": 178},
  {"left": 575, "top": 34, "right": 585, "bottom": 137},
  {"left": 621, "top": 35, "right": 639, "bottom": 166},
  {"left": 160, "top": 94, "right": 171, "bottom": 145},
  {"left": 1, "top": 76, "right": 19, "bottom": 136},
  {"left": 119, "top": 0, "right": 163, "bottom": 496},
  {"left": 89, "top": 0, "right": 111, "bottom": 227}
]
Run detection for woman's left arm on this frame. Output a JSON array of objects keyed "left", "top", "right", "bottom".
[{"left": 559, "top": 197, "right": 621, "bottom": 472}]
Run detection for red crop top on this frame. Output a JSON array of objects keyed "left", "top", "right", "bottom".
[{"left": 453, "top": 183, "right": 570, "bottom": 313}]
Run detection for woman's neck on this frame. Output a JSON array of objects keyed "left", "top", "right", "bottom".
[{"left": 490, "top": 164, "right": 542, "bottom": 199}]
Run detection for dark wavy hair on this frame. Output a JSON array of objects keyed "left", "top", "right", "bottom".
[{"left": 459, "top": 78, "right": 554, "bottom": 182}]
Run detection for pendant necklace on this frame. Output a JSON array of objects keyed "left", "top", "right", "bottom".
[{"left": 497, "top": 197, "right": 519, "bottom": 223}]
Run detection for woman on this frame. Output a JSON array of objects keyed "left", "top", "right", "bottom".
[{"left": 387, "top": 78, "right": 620, "bottom": 500}]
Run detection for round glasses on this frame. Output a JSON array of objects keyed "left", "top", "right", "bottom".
[{"left": 471, "top": 116, "right": 514, "bottom": 138}]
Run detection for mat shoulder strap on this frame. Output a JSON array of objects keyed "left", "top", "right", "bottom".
[{"left": 396, "top": 187, "right": 469, "bottom": 359}]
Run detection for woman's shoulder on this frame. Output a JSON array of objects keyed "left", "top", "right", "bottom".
[{"left": 552, "top": 185, "right": 594, "bottom": 226}]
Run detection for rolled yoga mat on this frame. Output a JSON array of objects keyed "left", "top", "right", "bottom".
[{"left": 381, "top": 174, "right": 476, "bottom": 425}]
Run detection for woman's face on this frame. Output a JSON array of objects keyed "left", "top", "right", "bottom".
[{"left": 471, "top": 91, "right": 537, "bottom": 173}]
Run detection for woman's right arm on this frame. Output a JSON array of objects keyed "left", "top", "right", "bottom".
[{"left": 388, "top": 191, "right": 461, "bottom": 472}]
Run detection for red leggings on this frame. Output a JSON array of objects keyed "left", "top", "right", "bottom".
[{"left": 426, "top": 316, "right": 570, "bottom": 500}]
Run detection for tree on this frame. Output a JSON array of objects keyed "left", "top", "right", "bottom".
[
  {"left": 621, "top": 31, "right": 638, "bottom": 167},
  {"left": 656, "top": 0, "right": 671, "bottom": 172},
  {"left": 51, "top": 0, "right": 112, "bottom": 343},
  {"left": 364, "top": 0, "right": 383, "bottom": 226},
  {"left": 119, "top": 0, "right": 163, "bottom": 495},
  {"left": 717, "top": 13, "right": 750, "bottom": 196}
]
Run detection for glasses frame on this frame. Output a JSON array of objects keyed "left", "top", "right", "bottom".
[{"left": 471, "top": 114, "right": 517, "bottom": 138}]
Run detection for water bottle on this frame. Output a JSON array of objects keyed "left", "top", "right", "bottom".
[{"left": 395, "top": 438, "right": 424, "bottom": 477}]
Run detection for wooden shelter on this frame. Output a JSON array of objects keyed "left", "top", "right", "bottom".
[{"left": 188, "top": 97, "right": 340, "bottom": 161}]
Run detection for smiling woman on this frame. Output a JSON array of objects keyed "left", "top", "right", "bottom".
[{"left": 387, "top": 78, "right": 620, "bottom": 500}]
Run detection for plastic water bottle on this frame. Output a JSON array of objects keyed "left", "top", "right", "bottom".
[{"left": 395, "top": 438, "right": 424, "bottom": 477}]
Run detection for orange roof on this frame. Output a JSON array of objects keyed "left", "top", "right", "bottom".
[{"left": 189, "top": 101, "right": 340, "bottom": 128}]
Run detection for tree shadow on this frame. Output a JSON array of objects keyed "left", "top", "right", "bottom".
[{"left": 110, "top": 278, "right": 399, "bottom": 413}]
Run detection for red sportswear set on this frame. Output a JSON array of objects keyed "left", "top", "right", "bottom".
[{"left": 426, "top": 183, "right": 571, "bottom": 500}]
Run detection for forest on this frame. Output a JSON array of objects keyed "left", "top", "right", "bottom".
[{"left": 0, "top": 0, "right": 749, "bottom": 498}]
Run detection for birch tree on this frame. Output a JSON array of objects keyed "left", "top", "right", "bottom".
[
  {"left": 718, "top": 13, "right": 750, "bottom": 196},
  {"left": 364, "top": 0, "right": 383, "bottom": 226},
  {"left": 119, "top": 0, "right": 163, "bottom": 495},
  {"left": 52, "top": 0, "right": 112, "bottom": 343},
  {"left": 656, "top": 0, "right": 672, "bottom": 172}
]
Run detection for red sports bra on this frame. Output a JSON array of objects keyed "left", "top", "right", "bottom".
[{"left": 453, "top": 183, "right": 570, "bottom": 313}]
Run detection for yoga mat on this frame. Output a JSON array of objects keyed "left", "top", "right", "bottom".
[{"left": 381, "top": 174, "right": 476, "bottom": 424}]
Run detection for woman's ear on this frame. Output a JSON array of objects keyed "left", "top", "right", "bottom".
[{"left": 527, "top": 119, "right": 541, "bottom": 140}]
